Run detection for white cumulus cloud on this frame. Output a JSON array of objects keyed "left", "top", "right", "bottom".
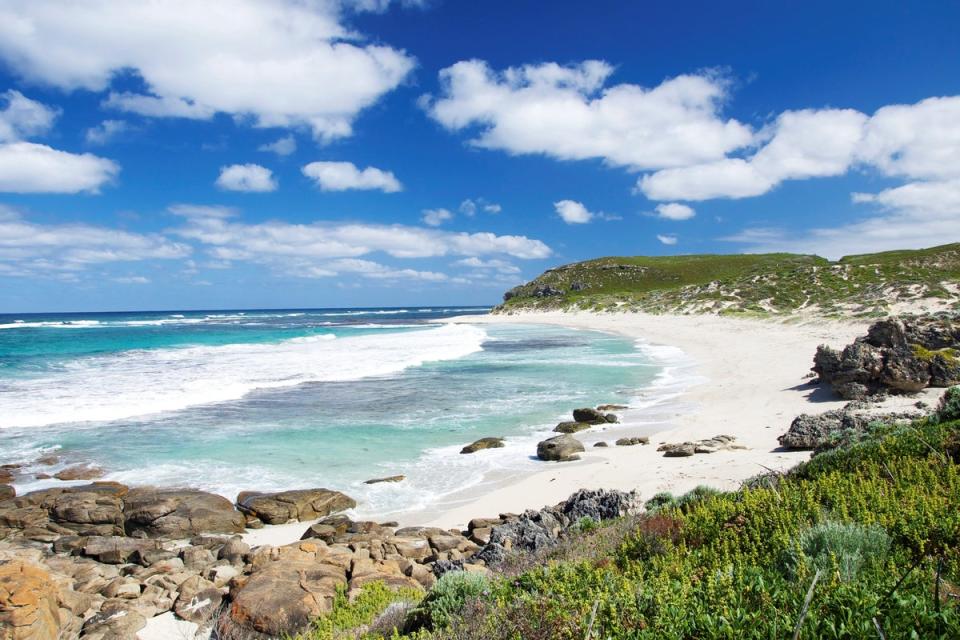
[
  {"left": 216, "top": 164, "right": 277, "bottom": 192},
  {"left": 259, "top": 135, "right": 297, "bottom": 156},
  {"left": 421, "top": 208, "right": 453, "bottom": 226},
  {"left": 425, "top": 60, "right": 752, "bottom": 170},
  {"left": 0, "top": 142, "right": 120, "bottom": 193},
  {"left": 302, "top": 161, "right": 402, "bottom": 192},
  {"left": 654, "top": 202, "right": 695, "bottom": 220},
  {"left": 84, "top": 119, "right": 131, "bottom": 146},
  {"left": 0, "top": 0, "right": 416, "bottom": 141},
  {"left": 656, "top": 234, "right": 678, "bottom": 246},
  {"left": 0, "top": 90, "right": 58, "bottom": 142}
]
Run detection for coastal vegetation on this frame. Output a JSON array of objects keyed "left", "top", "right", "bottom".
[
  {"left": 297, "top": 409, "right": 960, "bottom": 639},
  {"left": 497, "top": 243, "right": 960, "bottom": 317}
]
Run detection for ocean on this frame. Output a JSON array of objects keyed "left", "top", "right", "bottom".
[{"left": 0, "top": 307, "right": 685, "bottom": 519}]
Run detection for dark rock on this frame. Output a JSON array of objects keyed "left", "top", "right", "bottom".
[
  {"left": 604, "top": 413, "right": 619, "bottom": 423},
  {"left": 123, "top": 488, "right": 245, "bottom": 537},
  {"left": 0, "top": 484, "right": 13, "bottom": 500},
  {"left": 531, "top": 285, "right": 564, "bottom": 298},
  {"left": 593, "top": 441, "right": 609, "bottom": 447},
  {"left": 460, "top": 437, "right": 505, "bottom": 454},
  {"left": 778, "top": 404, "right": 926, "bottom": 451},
  {"left": 569, "top": 281, "right": 587, "bottom": 292},
  {"left": 815, "top": 314, "right": 960, "bottom": 398},
  {"left": 364, "top": 475, "right": 406, "bottom": 484},
  {"left": 431, "top": 559, "right": 465, "bottom": 578},
  {"left": 553, "top": 421, "right": 591, "bottom": 434},
  {"left": 536, "top": 435, "right": 585, "bottom": 462},
  {"left": 237, "top": 488, "right": 356, "bottom": 525},
  {"left": 615, "top": 436, "right": 649, "bottom": 446},
  {"left": 661, "top": 443, "right": 696, "bottom": 457},
  {"left": 572, "top": 408, "right": 606, "bottom": 424}
]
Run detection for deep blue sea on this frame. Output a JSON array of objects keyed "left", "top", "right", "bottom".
[{"left": 0, "top": 307, "right": 681, "bottom": 518}]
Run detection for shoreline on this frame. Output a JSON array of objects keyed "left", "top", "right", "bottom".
[{"left": 399, "top": 310, "right": 937, "bottom": 530}]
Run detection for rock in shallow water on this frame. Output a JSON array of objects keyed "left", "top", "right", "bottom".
[{"left": 459, "top": 437, "right": 505, "bottom": 454}]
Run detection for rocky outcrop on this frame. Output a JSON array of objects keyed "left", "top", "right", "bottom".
[
  {"left": 237, "top": 488, "right": 356, "bottom": 525},
  {"left": 475, "top": 489, "right": 640, "bottom": 566},
  {"left": 53, "top": 465, "right": 105, "bottom": 482},
  {"left": 814, "top": 315, "right": 960, "bottom": 399},
  {"left": 0, "top": 485, "right": 14, "bottom": 501},
  {"left": 658, "top": 435, "right": 744, "bottom": 457},
  {"left": 459, "top": 437, "right": 504, "bottom": 454},
  {"left": 124, "top": 488, "right": 246, "bottom": 537},
  {"left": 536, "top": 435, "right": 585, "bottom": 462},
  {"left": 778, "top": 403, "right": 926, "bottom": 450},
  {"left": 0, "top": 561, "right": 61, "bottom": 640}
]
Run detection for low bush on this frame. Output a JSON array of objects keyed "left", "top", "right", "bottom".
[
  {"left": 295, "top": 581, "right": 423, "bottom": 640},
  {"left": 782, "top": 521, "right": 891, "bottom": 582},
  {"left": 405, "top": 571, "right": 491, "bottom": 632}
]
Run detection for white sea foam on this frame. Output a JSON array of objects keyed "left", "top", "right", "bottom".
[{"left": 0, "top": 324, "right": 487, "bottom": 429}]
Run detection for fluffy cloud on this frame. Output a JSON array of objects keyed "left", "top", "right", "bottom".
[
  {"left": 554, "top": 199, "right": 594, "bottom": 224},
  {"left": 725, "top": 179, "right": 960, "bottom": 259},
  {"left": 0, "top": 207, "right": 190, "bottom": 277},
  {"left": 656, "top": 234, "right": 678, "bottom": 246},
  {"left": 421, "top": 208, "right": 453, "bottom": 226},
  {"left": 459, "top": 198, "right": 502, "bottom": 216},
  {"left": 654, "top": 202, "right": 695, "bottom": 221},
  {"left": 425, "top": 60, "right": 752, "bottom": 170},
  {"left": 302, "top": 161, "right": 402, "bottom": 192},
  {"left": 84, "top": 120, "right": 131, "bottom": 145},
  {"left": 453, "top": 257, "right": 520, "bottom": 274},
  {"left": 0, "top": 90, "right": 58, "bottom": 142},
  {"left": 171, "top": 205, "right": 551, "bottom": 264},
  {"left": 639, "top": 108, "right": 867, "bottom": 201},
  {"left": 0, "top": 1, "right": 415, "bottom": 141},
  {"left": 0, "top": 142, "right": 120, "bottom": 193},
  {"left": 259, "top": 135, "right": 297, "bottom": 156},
  {"left": 216, "top": 164, "right": 277, "bottom": 192}
]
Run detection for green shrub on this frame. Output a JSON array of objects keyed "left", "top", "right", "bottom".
[
  {"left": 674, "top": 484, "right": 722, "bottom": 511},
  {"left": 406, "top": 571, "right": 491, "bottom": 631},
  {"left": 295, "top": 581, "right": 422, "bottom": 640},
  {"left": 643, "top": 491, "right": 676, "bottom": 512},
  {"left": 935, "top": 386, "right": 960, "bottom": 423},
  {"left": 783, "top": 521, "right": 891, "bottom": 582},
  {"left": 571, "top": 516, "right": 600, "bottom": 534}
]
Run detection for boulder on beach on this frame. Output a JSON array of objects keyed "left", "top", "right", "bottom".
[
  {"left": 536, "top": 435, "right": 585, "bottom": 462},
  {"left": 237, "top": 488, "right": 356, "bottom": 525},
  {"left": 123, "top": 488, "right": 245, "bottom": 537},
  {"left": 553, "top": 421, "right": 591, "bottom": 434},
  {"left": 616, "top": 436, "right": 649, "bottom": 446},
  {"left": 460, "top": 437, "right": 505, "bottom": 454},
  {"left": 778, "top": 403, "right": 925, "bottom": 451}
]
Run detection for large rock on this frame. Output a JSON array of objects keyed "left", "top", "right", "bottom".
[
  {"left": 460, "top": 437, "right": 505, "bottom": 454},
  {"left": 220, "top": 558, "right": 347, "bottom": 639},
  {"left": 553, "top": 421, "right": 591, "bottom": 434},
  {"left": 123, "top": 488, "right": 245, "bottom": 537},
  {"left": 237, "top": 488, "right": 356, "bottom": 525},
  {"left": 536, "top": 435, "right": 585, "bottom": 462},
  {"left": 814, "top": 314, "right": 960, "bottom": 399},
  {"left": 53, "top": 465, "right": 104, "bottom": 481},
  {"left": 0, "top": 485, "right": 14, "bottom": 501},
  {"left": 0, "top": 561, "right": 61, "bottom": 640}
]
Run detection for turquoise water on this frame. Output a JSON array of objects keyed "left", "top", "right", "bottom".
[{"left": 0, "top": 308, "right": 666, "bottom": 517}]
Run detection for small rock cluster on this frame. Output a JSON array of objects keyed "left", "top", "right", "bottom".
[
  {"left": 814, "top": 314, "right": 960, "bottom": 400},
  {"left": 657, "top": 435, "right": 744, "bottom": 457}
]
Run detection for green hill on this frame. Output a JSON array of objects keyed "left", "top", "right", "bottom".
[{"left": 497, "top": 243, "right": 960, "bottom": 317}]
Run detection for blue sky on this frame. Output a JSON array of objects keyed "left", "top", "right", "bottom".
[{"left": 0, "top": 0, "right": 959, "bottom": 312}]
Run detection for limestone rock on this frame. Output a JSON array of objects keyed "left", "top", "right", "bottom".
[
  {"left": 536, "top": 435, "right": 584, "bottom": 462},
  {"left": 459, "top": 437, "right": 504, "bottom": 454}
]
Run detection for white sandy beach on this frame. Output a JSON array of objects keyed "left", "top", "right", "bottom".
[{"left": 410, "top": 311, "right": 936, "bottom": 529}]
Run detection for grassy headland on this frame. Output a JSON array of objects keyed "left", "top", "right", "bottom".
[{"left": 497, "top": 243, "right": 960, "bottom": 317}]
